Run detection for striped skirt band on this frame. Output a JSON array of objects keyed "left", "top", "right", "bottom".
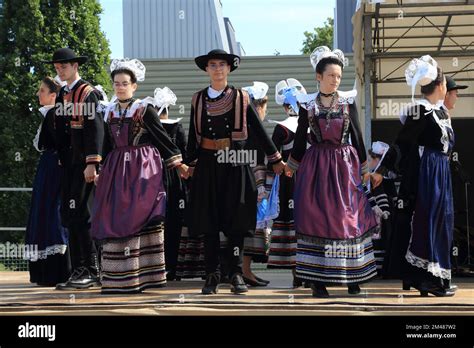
[
  {"left": 267, "top": 220, "right": 296, "bottom": 268},
  {"left": 176, "top": 227, "right": 206, "bottom": 279},
  {"left": 295, "top": 236, "right": 377, "bottom": 284},
  {"left": 244, "top": 227, "right": 270, "bottom": 263},
  {"left": 100, "top": 223, "right": 166, "bottom": 294}
]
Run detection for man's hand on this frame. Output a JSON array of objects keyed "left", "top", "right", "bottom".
[
  {"left": 272, "top": 161, "right": 285, "bottom": 175},
  {"left": 370, "top": 173, "right": 383, "bottom": 189},
  {"left": 177, "top": 164, "right": 189, "bottom": 179},
  {"left": 284, "top": 164, "right": 294, "bottom": 177},
  {"left": 84, "top": 164, "right": 97, "bottom": 183},
  {"left": 362, "top": 172, "right": 370, "bottom": 185}
]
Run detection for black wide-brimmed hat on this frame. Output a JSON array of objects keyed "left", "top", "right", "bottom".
[
  {"left": 195, "top": 49, "right": 241, "bottom": 72},
  {"left": 446, "top": 76, "right": 468, "bottom": 92},
  {"left": 43, "top": 48, "right": 88, "bottom": 65}
]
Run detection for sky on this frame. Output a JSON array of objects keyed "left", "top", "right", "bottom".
[{"left": 99, "top": 0, "right": 335, "bottom": 58}]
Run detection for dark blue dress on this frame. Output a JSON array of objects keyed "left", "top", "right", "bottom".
[
  {"left": 378, "top": 100, "right": 455, "bottom": 286},
  {"left": 25, "top": 107, "right": 70, "bottom": 286}
]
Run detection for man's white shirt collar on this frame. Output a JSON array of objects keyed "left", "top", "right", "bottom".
[
  {"left": 65, "top": 77, "right": 81, "bottom": 93},
  {"left": 208, "top": 86, "right": 225, "bottom": 99}
]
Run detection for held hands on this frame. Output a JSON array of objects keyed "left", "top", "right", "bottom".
[
  {"left": 178, "top": 163, "right": 190, "bottom": 179},
  {"left": 84, "top": 164, "right": 97, "bottom": 184},
  {"left": 272, "top": 161, "right": 286, "bottom": 175},
  {"left": 284, "top": 164, "right": 294, "bottom": 177},
  {"left": 362, "top": 172, "right": 370, "bottom": 185},
  {"left": 370, "top": 173, "right": 383, "bottom": 189}
]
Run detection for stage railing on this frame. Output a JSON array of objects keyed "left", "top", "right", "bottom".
[{"left": 0, "top": 188, "right": 31, "bottom": 272}]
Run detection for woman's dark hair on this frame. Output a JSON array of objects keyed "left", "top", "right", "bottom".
[
  {"left": 252, "top": 96, "right": 268, "bottom": 108},
  {"left": 420, "top": 66, "right": 444, "bottom": 96},
  {"left": 111, "top": 68, "right": 137, "bottom": 84},
  {"left": 316, "top": 57, "right": 344, "bottom": 75},
  {"left": 368, "top": 152, "right": 382, "bottom": 159},
  {"left": 155, "top": 106, "right": 168, "bottom": 117},
  {"left": 42, "top": 76, "right": 61, "bottom": 94}
]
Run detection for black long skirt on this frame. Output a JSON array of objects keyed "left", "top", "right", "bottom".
[
  {"left": 163, "top": 165, "right": 187, "bottom": 274},
  {"left": 29, "top": 250, "right": 71, "bottom": 286}
]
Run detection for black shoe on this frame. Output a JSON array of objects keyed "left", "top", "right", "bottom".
[
  {"left": 254, "top": 276, "right": 270, "bottom": 285},
  {"left": 242, "top": 275, "right": 267, "bottom": 287},
  {"left": 348, "top": 284, "right": 361, "bottom": 295},
  {"left": 56, "top": 267, "right": 100, "bottom": 290},
  {"left": 201, "top": 273, "right": 220, "bottom": 295},
  {"left": 311, "top": 283, "right": 329, "bottom": 298},
  {"left": 415, "top": 283, "right": 455, "bottom": 297},
  {"left": 230, "top": 274, "right": 248, "bottom": 294},
  {"left": 303, "top": 282, "right": 311, "bottom": 288},
  {"left": 55, "top": 268, "right": 85, "bottom": 290},
  {"left": 166, "top": 270, "right": 176, "bottom": 281},
  {"left": 293, "top": 277, "right": 303, "bottom": 288},
  {"left": 402, "top": 279, "right": 415, "bottom": 291},
  {"left": 442, "top": 279, "right": 458, "bottom": 292},
  {"left": 445, "top": 284, "right": 458, "bottom": 292},
  {"left": 292, "top": 268, "right": 303, "bottom": 288},
  {"left": 70, "top": 270, "right": 100, "bottom": 289}
]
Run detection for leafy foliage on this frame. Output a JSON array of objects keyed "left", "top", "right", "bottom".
[
  {"left": 0, "top": 0, "right": 111, "bottom": 245},
  {"left": 301, "top": 17, "right": 334, "bottom": 54}
]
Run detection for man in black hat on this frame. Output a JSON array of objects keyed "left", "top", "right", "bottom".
[
  {"left": 44, "top": 47, "right": 104, "bottom": 290},
  {"left": 186, "top": 49, "right": 285, "bottom": 295},
  {"left": 444, "top": 75, "right": 468, "bottom": 111}
]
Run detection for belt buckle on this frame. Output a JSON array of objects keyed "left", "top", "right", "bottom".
[{"left": 215, "top": 138, "right": 229, "bottom": 150}]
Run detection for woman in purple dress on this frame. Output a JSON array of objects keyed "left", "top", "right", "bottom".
[
  {"left": 91, "top": 59, "right": 188, "bottom": 294},
  {"left": 285, "top": 47, "right": 378, "bottom": 298}
]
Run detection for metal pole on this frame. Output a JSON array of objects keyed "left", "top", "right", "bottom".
[
  {"left": 364, "top": 14, "right": 373, "bottom": 146},
  {"left": 466, "top": 182, "right": 471, "bottom": 265}
]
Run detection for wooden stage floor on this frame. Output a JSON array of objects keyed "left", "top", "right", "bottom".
[{"left": 0, "top": 271, "right": 473, "bottom": 315}]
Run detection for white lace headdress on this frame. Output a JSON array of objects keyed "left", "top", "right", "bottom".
[
  {"left": 310, "top": 46, "right": 346, "bottom": 71},
  {"left": 154, "top": 87, "right": 177, "bottom": 116},
  {"left": 405, "top": 55, "right": 439, "bottom": 103},
  {"left": 110, "top": 58, "right": 146, "bottom": 82}
]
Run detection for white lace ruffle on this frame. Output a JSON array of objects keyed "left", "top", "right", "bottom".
[
  {"left": 405, "top": 249, "right": 451, "bottom": 280},
  {"left": 24, "top": 244, "right": 67, "bottom": 261},
  {"left": 337, "top": 89, "right": 357, "bottom": 104},
  {"left": 32, "top": 123, "right": 43, "bottom": 152},
  {"left": 104, "top": 98, "right": 156, "bottom": 122}
]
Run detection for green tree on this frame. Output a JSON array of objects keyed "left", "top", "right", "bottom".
[
  {"left": 301, "top": 17, "right": 334, "bottom": 54},
  {"left": 0, "top": 0, "right": 111, "bottom": 258}
]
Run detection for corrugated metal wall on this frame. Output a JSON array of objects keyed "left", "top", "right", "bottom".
[
  {"left": 123, "top": 0, "right": 229, "bottom": 59},
  {"left": 133, "top": 54, "right": 356, "bottom": 136}
]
